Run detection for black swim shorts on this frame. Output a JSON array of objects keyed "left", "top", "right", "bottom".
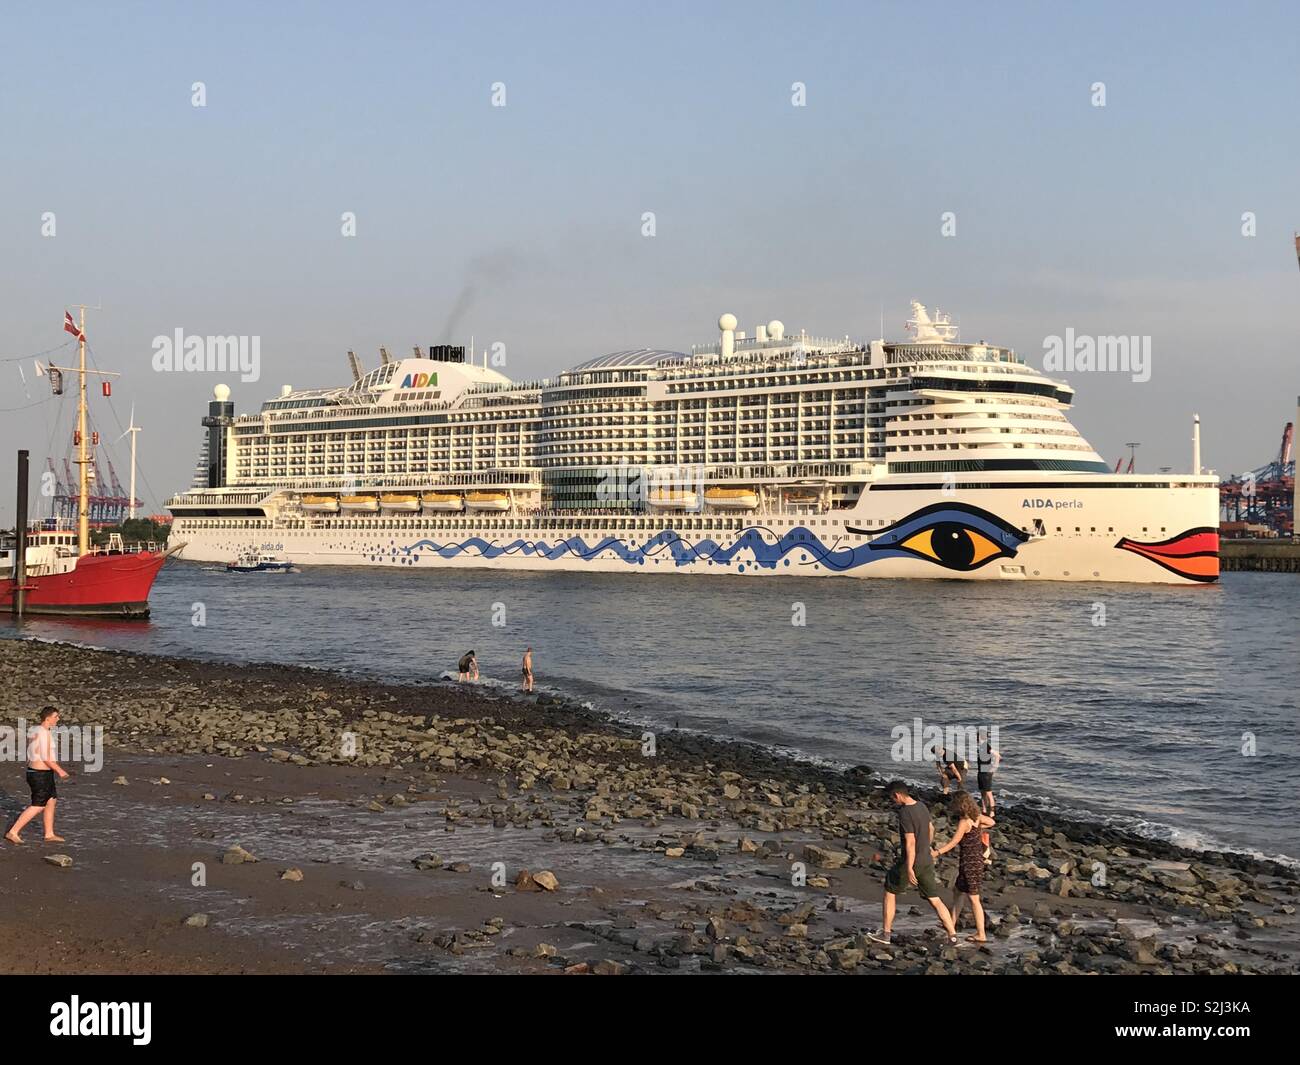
[{"left": 26, "top": 768, "right": 57, "bottom": 807}]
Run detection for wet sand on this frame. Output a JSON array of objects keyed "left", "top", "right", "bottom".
[{"left": 1, "top": 638, "right": 1296, "bottom": 975}]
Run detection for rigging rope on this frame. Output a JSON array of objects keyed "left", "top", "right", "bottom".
[
  {"left": 0, "top": 339, "right": 75, "bottom": 363},
  {"left": 0, "top": 395, "right": 54, "bottom": 413}
]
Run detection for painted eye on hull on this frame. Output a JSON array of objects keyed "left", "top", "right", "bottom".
[
  {"left": 850, "top": 503, "right": 1030, "bottom": 573},
  {"left": 898, "top": 523, "right": 1006, "bottom": 570}
]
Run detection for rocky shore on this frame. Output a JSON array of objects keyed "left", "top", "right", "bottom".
[{"left": 1, "top": 637, "right": 1295, "bottom": 975}]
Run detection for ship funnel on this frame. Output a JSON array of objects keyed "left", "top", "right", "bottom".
[{"left": 756, "top": 324, "right": 768, "bottom": 342}]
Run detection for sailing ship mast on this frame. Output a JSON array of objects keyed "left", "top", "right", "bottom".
[
  {"left": 76, "top": 305, "right": 89, "bottom": 554},
  {"left": 50, "top": 305, "right": 116, "bottom": 556}
]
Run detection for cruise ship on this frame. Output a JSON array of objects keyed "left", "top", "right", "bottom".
[{"left": 166, "top": 304, "right": 1219, "bottom": 584}]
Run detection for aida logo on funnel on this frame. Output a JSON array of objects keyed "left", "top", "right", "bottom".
[{"left": 399, "top": 372, "right": 438, "bottom": 388}]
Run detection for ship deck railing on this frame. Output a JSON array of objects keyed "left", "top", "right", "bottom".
[{"left": 87, "top": 540, "right": 163, "bottom": 556}]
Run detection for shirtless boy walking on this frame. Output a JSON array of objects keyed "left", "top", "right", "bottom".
[{"left": 5, "top": 707, "right": 70, "bottom": 845}]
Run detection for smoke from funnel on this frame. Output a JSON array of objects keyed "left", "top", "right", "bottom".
[
  {"left": 439, "top": 249, "right": 526, "bottom": 341},
  {"left": 440, "top": 286, "right": 476, "bottom": 342}
]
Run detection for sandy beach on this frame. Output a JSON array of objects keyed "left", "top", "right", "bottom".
[{"left": 1, "top": 637, "right": 1295, "bottom": 975}]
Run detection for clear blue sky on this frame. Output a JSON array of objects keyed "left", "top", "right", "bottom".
[{"left": 3, "top": 0, "right": 1298, "bottom": 519}]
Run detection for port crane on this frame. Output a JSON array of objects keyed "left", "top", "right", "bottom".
[{"left": 1220, "top": 421, "right": 1295, "bottom": 536}]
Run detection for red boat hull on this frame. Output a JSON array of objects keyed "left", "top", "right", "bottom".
[{"left": 1, "top": 551, "right": 167, "bottom": 619}]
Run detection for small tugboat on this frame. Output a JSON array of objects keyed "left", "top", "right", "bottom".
[{"left": 226, "top": 550, "right": 294, "bottom": 573}]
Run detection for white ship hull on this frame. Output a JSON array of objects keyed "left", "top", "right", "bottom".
[
  {"left": 169, "top": 481, "right": 1220, "bottom": 584},
  {"left": 168, "top": 303, "right": 1222, "bottom": 585}
]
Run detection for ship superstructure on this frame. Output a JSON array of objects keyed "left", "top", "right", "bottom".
[{"left": 166, "top": 304, "right": 1219, "bottom": 583}]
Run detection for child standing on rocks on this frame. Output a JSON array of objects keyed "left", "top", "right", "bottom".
[{"left": 5, "top": 706, "right": 70, "bottom": 845}]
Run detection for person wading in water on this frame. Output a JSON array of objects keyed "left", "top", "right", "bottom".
[{"left": 521, "top": 647, "right": 534, "bottom": 692}]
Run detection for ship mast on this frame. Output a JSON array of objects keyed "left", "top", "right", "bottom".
[
  {"left": 51, "top": 304, "right": 116, "bottom": 556},
  {"left": 76, "top": 305, "right": 89, "bottom": 555}
]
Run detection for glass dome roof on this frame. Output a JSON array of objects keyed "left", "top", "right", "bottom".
[{"left": 564, "top": 348, "right": 687, "bottom": 373}]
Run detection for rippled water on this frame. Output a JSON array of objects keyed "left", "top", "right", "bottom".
[{"left": 4, "top": 563, "right": 1297, "bottom": 861}]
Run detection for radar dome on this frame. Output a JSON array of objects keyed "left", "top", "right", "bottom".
[
  {"left": 718, "top": 313, "right": 738, "bottom": 331},
  {"left": 280, "top": 384, "right": 293, "bottom": 397},
  {"left": 767, "top": 320, "right": 785, "bottom": 340},
  {"left": 213, "top": 384, "right": 231, "bottom": 402}
]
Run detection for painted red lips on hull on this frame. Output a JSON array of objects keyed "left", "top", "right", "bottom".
[
  {"left": 1, "top": 551, "right": 167, "bottom": 618},
  {"left": 1115, "top": 527, "right": 1219, "bottom": 583}
]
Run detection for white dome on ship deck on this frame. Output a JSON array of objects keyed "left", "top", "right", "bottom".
[{"left": 564, "top": 349, "right": 688, "bottom": 373}]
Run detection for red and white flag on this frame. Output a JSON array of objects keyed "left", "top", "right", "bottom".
[{"left": 63, "top": 310, "right": 84, "bottom": 341}]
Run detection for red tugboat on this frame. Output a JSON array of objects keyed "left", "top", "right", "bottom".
[{"left": 2, "top": 309, "right": 172, "bottom": 618}]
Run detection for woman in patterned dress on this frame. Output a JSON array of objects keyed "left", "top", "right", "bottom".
[{"left": 933, "top": 791, "right": 996, "bottom": 943}]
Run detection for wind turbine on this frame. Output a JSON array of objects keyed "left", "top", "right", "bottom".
[{"left": 118, "top": 405, "right": 142, "bottom": 520}]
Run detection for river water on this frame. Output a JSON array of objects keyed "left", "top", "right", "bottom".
[{"left": 4, "top": 563, "right": 1296, "bottom": 863}]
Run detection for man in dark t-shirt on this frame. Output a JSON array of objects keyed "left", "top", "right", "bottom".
[{"left": 866, "top": 780, "right": 958, "bottom": 946}]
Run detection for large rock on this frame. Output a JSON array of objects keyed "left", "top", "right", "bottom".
[
  {"left": 804, "top": 844, "right": 850, "bottom": 870},
  {"left": 222, "top": 844, "right": 258, "bottom": 865}
]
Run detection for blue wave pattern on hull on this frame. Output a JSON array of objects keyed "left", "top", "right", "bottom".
[
  {"left": 382, "top": 505, "right": 1031, "bottom": 573},
  {"left": 394, "top": 527, "right": 875, "bottom": 571}
]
